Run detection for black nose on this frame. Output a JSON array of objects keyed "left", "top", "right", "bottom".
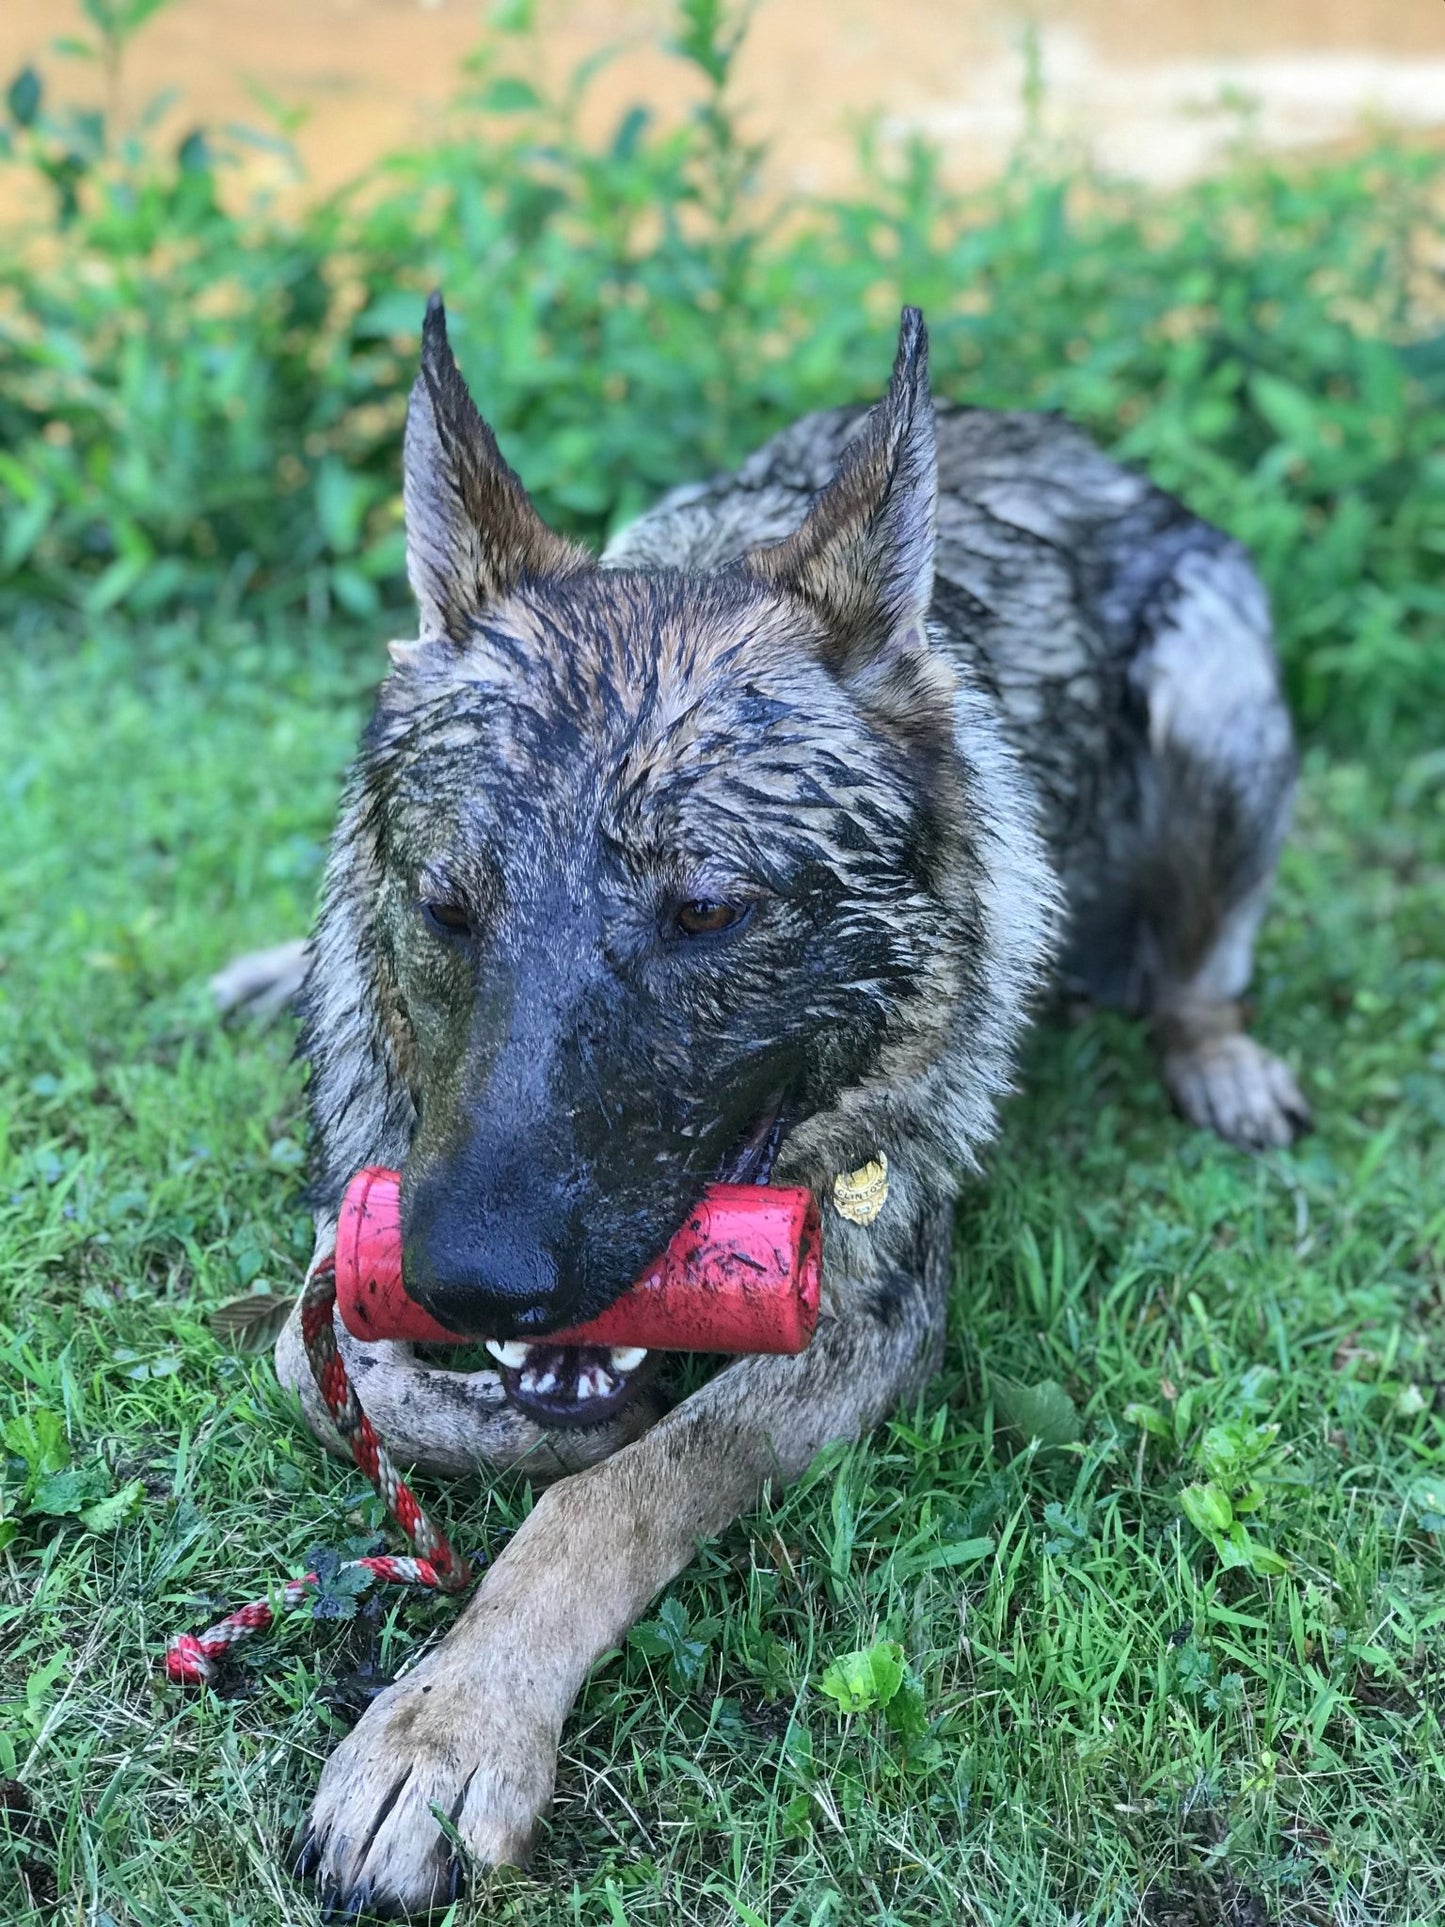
[{"left": 402, "top": 1180, "right": 564, "bottom": 1337}]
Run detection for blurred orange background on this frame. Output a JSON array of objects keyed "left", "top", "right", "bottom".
[{"left": 1, "top": 0, "right": 1442, "bottom": 201}]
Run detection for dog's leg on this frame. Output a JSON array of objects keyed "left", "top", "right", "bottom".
[
  {"left": 1131, "top": 543, "right": 1310, "bottom": 1149},
  {"left": 298, "top": 1210, "right": 948, "bottom": 1915},
  {"left": 209, "top": 937, "right": 308, "bottom": 1022},
  {"left": 1152, "top": 884, "right": 1310, "bottom": 1150},
  {"left": 1156, "top": 882, "right": 1310, "bottom": 1148}
]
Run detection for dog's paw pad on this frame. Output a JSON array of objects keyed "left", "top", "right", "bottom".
[{"left": 1165, "top": 1033, "right": 1311, "bottom": 1150}]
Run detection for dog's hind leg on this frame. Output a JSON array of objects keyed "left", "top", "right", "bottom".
[
  {"left": 1129, "top": 540, "right": 1310, "bottom": 1149},
  {"left": 296, "top": 1208, "right": 950, "bottom": 1914},
  {"left": 209, "top": 937, "right": 308, "bottom": 1022},
  {"left": 1151, "top": 884, "right": 1310, "bottom": 1149}
]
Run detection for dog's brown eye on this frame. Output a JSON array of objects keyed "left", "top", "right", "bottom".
[
  {"left": 676, "top": 899, "right": 747, "bottom": 937},
  {"left": 421, "top": 901, "right": 471, "bottom": 938}
]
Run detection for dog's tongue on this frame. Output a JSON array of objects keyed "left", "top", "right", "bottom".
[{"left": 485, "top": 1339, "right": 656, "bottom": 1428}]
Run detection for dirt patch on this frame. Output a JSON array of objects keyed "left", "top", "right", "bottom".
[
  {"left": 1145, "top": 1874, "right": 1273, "bottom": 1927},
  {"left": 0, "top": 1778, "right": 58, "bottom": 1911},
  {"left": 0, "top": 0, "right": 1441, "bottom": 212}
]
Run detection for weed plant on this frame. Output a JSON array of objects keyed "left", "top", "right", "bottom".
[{"left": 1, "top": 0, "right": 1442, "bottom": 739}]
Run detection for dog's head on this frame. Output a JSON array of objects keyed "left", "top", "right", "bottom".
[{"left": 305, "top": 297, "right": 1052, "bottom": 1375}]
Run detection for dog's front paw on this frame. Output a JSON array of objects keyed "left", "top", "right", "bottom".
[{"left": 296, "top": 1650, "right": 557, "bottom": 1916}]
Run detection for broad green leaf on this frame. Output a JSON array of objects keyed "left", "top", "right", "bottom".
[
  {"left": 477, "top": 76, "right": 542, "bottom": 113},
  {"left": 1407, "top": 1479, "right": 1445, "bottom": 1533},
  {"left": 889, "top": 1536, "right": 994, "bottom": 1580},
  {"left": 1250, "top": 372, "right": 1320, "bottom": 450},
  {"left": 330, "top": 564, "right": 381, "bottom": 619},
  {"left": 1123, "top": 1401, "right": 1171, "bottom": 1442},
  {"left": 5, "top": 1409, "right": 68, "bottom": 1480},
  {"left": 881, "top": 1673, "right": 930, "bottom": 1741},
  {"left": 79, "top": 1478, "right": 144, "bottom": 1534},
  {"left": 314, "top": 459, "right": 372, "bottom": 556},
  {"left": 818, "top": 1641, "right": 905, "bottom": 1715},
  {"left": 1180, "top": 1482, "right": 1235, "bottom": 1537},
  {"left": 24, "top": 1649, "right": 70, "bottom": 1728},
  {"left": 30, "top": 1468, "right": 105, "bottom": 1518},
  {"left": 992, "top": 1376, "right": 1081, "bottom": 1450},
  {"left": 7, "top": 66, "right": 41, "bottom": 128}
]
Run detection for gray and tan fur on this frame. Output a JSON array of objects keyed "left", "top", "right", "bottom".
[{"left": 257, "top": 297, "right": 1306, "bottom": 1913}]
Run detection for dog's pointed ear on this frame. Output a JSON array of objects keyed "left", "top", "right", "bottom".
[
  {"left": 403, "top": 293, "right": 592, "bottom": 640},
  {"left": 748, "top": 308, "right": 936, "bottom": 680}
]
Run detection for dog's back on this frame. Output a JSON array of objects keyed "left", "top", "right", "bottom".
[{"left": 609, "top": 401, "right": 1297, "bottom": 1029}]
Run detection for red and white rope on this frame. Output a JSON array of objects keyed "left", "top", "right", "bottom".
[{"left": 164, "top": 1256, "right": 473, "bottom": 1686}]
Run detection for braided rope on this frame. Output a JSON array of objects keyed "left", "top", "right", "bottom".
[{"left": 164, "top": 1256, "right": 473, "bottom": 1686}]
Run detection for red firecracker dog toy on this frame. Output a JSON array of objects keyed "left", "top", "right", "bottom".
[{"left": 334, "top": 1165, "right": 822, "bottom": 1356}]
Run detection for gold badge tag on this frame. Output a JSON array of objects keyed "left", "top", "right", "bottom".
[{"left": 832, "top": 1153, "right": 889, "bottom": 1226}]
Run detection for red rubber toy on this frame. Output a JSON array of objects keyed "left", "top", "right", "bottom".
[{"left": 334, "top": 1166, "right": 821, "bottom": 1355}]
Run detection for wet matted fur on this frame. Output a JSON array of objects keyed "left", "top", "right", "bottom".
[{"left": 258, "top": 297, "right": 1308, "bottom": 1911}]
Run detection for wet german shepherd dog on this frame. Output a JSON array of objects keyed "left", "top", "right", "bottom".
[{"left": 238, "top": 297, "right": 1308, "bottom": 1911}]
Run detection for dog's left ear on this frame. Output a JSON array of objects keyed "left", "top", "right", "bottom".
[
  {"left": 748, "top": 307, "right": 936, "bottom": 682},
  {"left": 403, "top": 293, "right": 592, "bottom": 641}
]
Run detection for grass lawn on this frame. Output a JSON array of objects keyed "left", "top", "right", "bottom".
[{"left": 2, "top": 621, "right": 1443, "bottom": 1927}]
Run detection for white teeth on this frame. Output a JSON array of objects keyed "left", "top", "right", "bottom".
[{"left": 506, "top": 1353, "right": 626, "bottom": 1404}]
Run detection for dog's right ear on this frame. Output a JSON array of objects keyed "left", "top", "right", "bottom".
[{"left": 403, "top": 294, "right": 592, "bottom": 641}]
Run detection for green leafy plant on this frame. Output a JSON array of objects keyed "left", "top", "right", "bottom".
[
  {"left": 1, "top": 1410, "right": 143, "bottom": 1547},
  {"left": 0, "top": 1, "right": 1441, "bottom": 743},
  {"left": 628, "top": 1595, "right": 720, "bottom": 1693},
  {"left": 1408, "top": 1477, "right": 1445, "bottom": 1535},
  {"left": 1178, "top": 1420, "right": 1300, "bottom": 1577},
  {"left": 304, "top": 1545, "right": 378, "bottom": 1623},
  {"left": 1171, "top": 1638, "right": 1248, "bottom": 1715},
  {"left": 817, "top": 1640, "right": 941, "bottom": 1771},
  {"left": 991, "top": 1374, "right": 1082, "bottom": 1452},
  {"left": 1, "top": 1648, "right": 72, "bottom": 1774}
]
